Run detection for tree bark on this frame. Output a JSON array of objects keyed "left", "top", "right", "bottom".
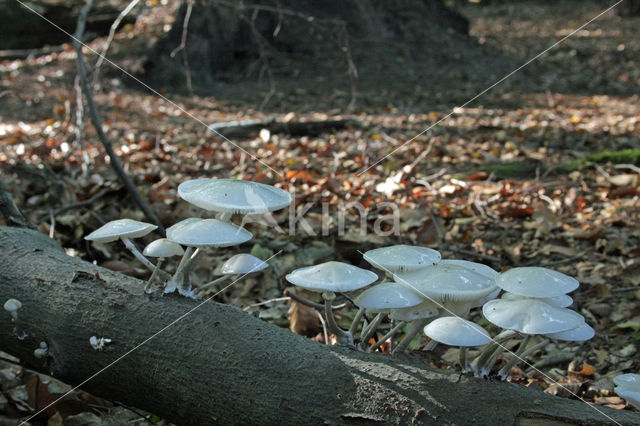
[{"left": 0, "top": 226, "right": 638, "bottom": 425}]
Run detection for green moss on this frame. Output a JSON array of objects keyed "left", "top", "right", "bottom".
[
  {"left": 482, "top": 161, "right": 542, "bottom": 179},
  {"left": 565, "top": 148, "right": 640, "bottom": 170}
]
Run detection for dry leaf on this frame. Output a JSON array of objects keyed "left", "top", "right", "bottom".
[{"left": 288, "top": 298, "right": 320, "bottom": 337}]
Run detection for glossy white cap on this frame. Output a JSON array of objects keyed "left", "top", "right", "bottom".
[
  {"left": 85, "top": 219, "right": 157, "bottom": 243},
  {"left": 363, "top": 245, "right": 440, "bottom": 272},
  {"left": 423, "top": 317, "right": 491, "bottom": 347},
  {"left": 495, "top": 267, "right": 579, "bottom": 298},
  {"left": 285, "top": 261, "right": 378, "bottom": 293},
  {"left": 221, "top": 253, "right": 268, "bottom": 274},
  {"left": 143, "top": 238, "right": 185, "bottom": 258},
  {"left": 482, "top": 299, "right": 584, "bottom": 335},
  {"left": 178, "top": 178, "right": 291, "bottom": 214},
  {"left": 166, "top": 219, "right": 252, "bottom": 247},
  {"left": 354, "top": 281, "right": 423, "bottom": 312}
]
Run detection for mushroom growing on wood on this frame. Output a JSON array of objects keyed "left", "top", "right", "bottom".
[
  {"left": 4, "top": 299, "right": 22, "bottom": 321},
  {"left": 614, "top": 374, "right": 640, "bottom": 411},
  {"left": 286, "top": 261, "right": 378, "bottom": 347},
  {"left": 392, "top": 263, "right": 498, "bottom": 353},
  {"left": 142, "top": 238, "right": 185, "bottom": 293},
  {"left": 423, "top": 316, "right": 491, "bottom": 372},
  {"left": 196, "top": 253, "right": 269, "bottom": 297},
  {"left": 85, "top": 219, "right": 159, "bottom": 273},
  {"left": 165, "top": 218, "right": 253, "bottom": 297}
]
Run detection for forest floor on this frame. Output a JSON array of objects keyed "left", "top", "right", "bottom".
[{"left": 0, "top": 0, "right": 639, "bottom": 423}]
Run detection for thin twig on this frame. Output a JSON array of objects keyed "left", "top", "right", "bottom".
[
  {"left": 73, "top": 0, "right": 165, "bottom": 235},
  {"left": 537, "top": 252, "right": 585, "bottom": 267},
  {"left": 242, "top": 296, "right": 291, "bottom": 311},
  {"left": 41, "top": 188, "right": 110, "bottom": 222},
  {"left": 94, "top": 0, "right": 143, "bottom": 77},
  {"left": 170, "top": 0, "right": 194, "bottom": 93},
  {"left": 612, "top": 286, "right": 640, "bottom": 293}
]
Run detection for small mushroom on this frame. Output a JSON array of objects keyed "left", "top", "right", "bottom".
[
  {"left": 423, "top": 317, "right": 491, "bottom": 372},
  {"left": 89, "top": 336, "right": 112, "bottom": 351},
  {"left": 85, "top": 219, "right": 159, "bottom": 273},
  {"left": 4, "top": 299, "right": 22, "bottom": 321},
  {"left": 353, "top": 281, "right": 424, "bottom": 350},
  {"left": 196, "top": 253, "right": 269, "bottom": 297},
  {"left": 613, "top": 374, "right": 640, "bottom": 410},
  {"left": 142, "top": 238, "right": 184, "bottom": 293},
  {"left": 164, "top": 218, "right": 253, "bottom": 297},
  {"left": 34, "top": 342, "right": 48, "bottom": 359},
  {"left": 286, "top": 261, "right": 378, "bottom": 347}
]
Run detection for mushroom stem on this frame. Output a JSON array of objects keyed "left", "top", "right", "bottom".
[
  {"left": 369, "top": 320, "right": 405, "bottom": 352},
  {"left": 392, "top": 318, "right": 431, "bottom": 355},
  {"left": 470, "top": 329, "right": 518, "bottom": 377},
  {"left": 359, "top": 313, "right": 385, "bottom": 348},
  {"left": 216, "top": 212, "right": 234, "bottom": 222},
  {"left": 121, "top": 237, "right": 156, "bottom": 272},
  {"left": 196, "top": 275, "right": 233, "bottom": 295},
  {"left": 144, "top": 258, "right": 165, "bottom": 294},
  {"left": 497, "top": 336, "right": 546, "bottom": 380},
  {"left": 348, "top": 307, "right": 366, "bottom": 337},
  {"left": 459, "top": 347, "right": 468, "bottom": 372},
  {"left": 322, "top": 292, "right": 353, "bottom": 347}
]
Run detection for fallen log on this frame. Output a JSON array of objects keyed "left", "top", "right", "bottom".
[{"left": 0, "top": 226, "right": 638, "bottom": 425}]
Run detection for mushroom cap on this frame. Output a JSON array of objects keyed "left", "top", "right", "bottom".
[
  {"left": 285, "top": 261, "right": 378, "bottom": 293},
  {"left": 423, "top": 316, "right": 491, "bottom": 347},
  {"left": 166, "top": 219, "right": 252, "bottom": 247},
  {"left": 178, "top": 178, "right": 292, "bottom": 214},
  {"left": 501, "top": 292, "right": 573, "bottom": 308},
  {"left": 613, "top": 374, "right": 640, "bottom": 410},
  {"left": 84, "top": 219, "right": 157, "bottom": 243},
  {"left": 221, "top": 253, "right": 268, "bottom": 274},
  {"left": 354, "top": 281, "right": 423, "bottom": 312},
  {"left": 3, "top": 299, "right": 22, "bottom": 312},
  {"left": 439, "top": 259, "right": 499, "bottom": 279},
  {"left": 394, "top": 264, "right": 498, "bottom": 303},
  {"left": 166, "top": 217, "right": 203, "bottom": 238},
  {"left": 472, "top": 287, "right": 501, "bottom": 308},
  {"left": 482, "top": 299, "right": 584, "bottom": 335},
  {"left": 543, "top": 322, "right": 594, "bottom": 341},
  {"left": 363, "top": 245, "right": 441, "bottom": 272},
  {"left": 389, "top": 300, "right": 440, "bottom": 321},
  {"left": 495, "top": 267, "right": 579, "bottom": 298},
  {"left": 143, "top": 238, "right": 185, "bottom": 258}
]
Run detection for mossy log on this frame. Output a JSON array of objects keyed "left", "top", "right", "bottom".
[{"left": 0, "top": 227, "right": 638, "bottom": 425}]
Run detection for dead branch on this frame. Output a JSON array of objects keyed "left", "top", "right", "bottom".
[{"left": 73, "top": 0, "right": 165, "bottom": 235}]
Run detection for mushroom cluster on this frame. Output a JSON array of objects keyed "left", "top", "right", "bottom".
[
  {"left": 84, "top": 178, "right": 291, "bottom": 297},
  {"left": 285, "top": 245, "right": 594, "bottom": 380}
]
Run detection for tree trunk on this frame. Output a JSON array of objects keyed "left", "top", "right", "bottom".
[{"left": 0, "top": 227, "right": 638, "bottom": 425}]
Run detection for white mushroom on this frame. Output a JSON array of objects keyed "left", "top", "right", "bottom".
[
  {"left": 423, "top": 317, "right": 491, "bottom": 372},
  {"left": 354, "top": 281, "right": 425, "bottom": 350},
  {"left": 34, "top": 341, "right": 48, "bottom": 359},
  {"left": 142, "top": 238, "right": 185, "bottom": 293},
  {"left": 501, "top": 291, "right": 573, "bottom": 308},
  {"left": 178, "top": 178, "right": 292, "bottom": 221},
  {"left": 165, "top": 218, "right": 253, "bottom": 297},
  {"left": 495, "top": 266, "right": 579, "bottom": 298},
  {"left": 392, "top": 264, "right": 498, "bottom": 353},
  {"left": 85, "top": 219, "right": 158, "bottom": 272},
  {"left": 474, "top": 299, "right": 585, "bottom": 378},
  {"left": 363, "top": 245, "right": 441, "bottom": 276},
  {"left": 613, "top": 374, "right": 640, "bottom": 410},
  {"left": 286, "top": 261, "right": 378, "bottom": 347},
  {"left": 4, "top": 299, "right": 22, "bottom": 321},
  {"left": 196, "top": 253, "right": 269, "bottom": 296}
]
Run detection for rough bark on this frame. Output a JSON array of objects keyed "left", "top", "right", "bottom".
[{"left": 0, "top": 226, "right": 638, "bottom": 425}]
